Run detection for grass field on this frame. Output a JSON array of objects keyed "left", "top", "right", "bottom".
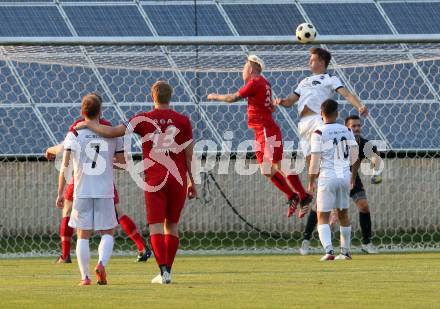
[{"left": 1, "top": 253, "right": 439, "bottom": 308}]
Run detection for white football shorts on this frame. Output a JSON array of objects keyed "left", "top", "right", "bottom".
[
  {"left": 298, "top": 114, "right": 323, "bottom": 157},
  {"left": 69, "top": 198, "right": 118, "bottom": 231},
  {"left": 317, "top": 177, "right": 351, "bottom": 213}
]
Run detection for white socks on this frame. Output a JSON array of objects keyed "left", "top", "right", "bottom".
[
  {"left": 76, "top": 239, "right": 90, "bottom": 280},
  {"left": 98, "top": 234, "right": 114, "bottom": 266},
  {"left": 317, "top": 224, "right": 333, "bottom": 253},
  {"left": 340, "top": 226, "right": 352, "bottom": 254}
]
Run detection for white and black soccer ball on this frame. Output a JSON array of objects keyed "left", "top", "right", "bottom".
[{"left": 296, "top": 23, "right": 317, "bottom": 43}]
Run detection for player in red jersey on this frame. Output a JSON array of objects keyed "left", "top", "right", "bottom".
[
  {"left": 207, "top": 55, "right": 313, "bottom": 217},
  {"left": 45, "top": 93, "right": 151, "bottom": 264},
  {"left": 74, "top": 81, "right": 196, "bottom": 284}
]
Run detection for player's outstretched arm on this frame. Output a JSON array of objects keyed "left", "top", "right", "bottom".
[
  {"left": 308, "top": 152, "right": 320, "bottom": 193},
  {"left": 185, "top": 141, "right": 197, "bottom": 199},
  {"left": 207, "top": 92, "right": 241, "bottom": 104},
  {"left": 45, "top": 143, "right": 64, "bottom": 161},
  {"left": 273, "top": 93, "right": 299, "bottom": 108},
  {"left": 75, "top": 121, "right": 126, "bottom": 138},
  {"left": 337, "top": 87, "right": 368, "bottom": 116},
  {"left": 56, "top": 150, "right": 71, "bottom": 209},
  {"left": 113, "top": 152, "right": 127, "bottom": 170}
]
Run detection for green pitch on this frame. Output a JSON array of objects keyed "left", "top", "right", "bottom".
[{"left": 1, "top": 253, "right": 439, "bottom": 309}]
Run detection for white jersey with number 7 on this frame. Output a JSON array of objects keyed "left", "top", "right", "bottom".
[{"left": 63, "top": 128, "right": 124, "bottom": 198}]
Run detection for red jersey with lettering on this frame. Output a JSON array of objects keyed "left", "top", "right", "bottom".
[
  {"left": 238, "top": 76, "right": 275, "bottom": 128},
  {"left": 127, "top": 109, "right": 193, "bottom": 187}
]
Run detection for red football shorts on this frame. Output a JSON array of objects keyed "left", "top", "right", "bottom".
[
  {"left": 145, "top": 177, "right": 187, "bottom": 224},
  {"left": 64, "top": 182, "right": 119, "bottom": 204},
  {"left": 253, "top": 124, "right": 283, "bottom": 164}
]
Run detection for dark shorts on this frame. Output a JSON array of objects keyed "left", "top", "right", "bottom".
[{"left": 350, "top": 175, "right": 367, "bottom": 202}]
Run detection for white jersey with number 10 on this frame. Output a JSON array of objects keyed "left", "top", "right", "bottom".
[
  {"left": 310, "top": 123, "right": 356, "bottom": 180},
  {"left": 63, "top": 128, "right": 123, "bottom": 198}
]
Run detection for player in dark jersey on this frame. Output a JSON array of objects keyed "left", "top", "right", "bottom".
[
  {"left": 208, "top": 55, "right": 312, "bottom": 218},
  {"left": 300, "top": 114, "right": 381, "bottom": 255}
]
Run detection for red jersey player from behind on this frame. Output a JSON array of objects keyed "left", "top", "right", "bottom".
[
  {"left": 75, "top": 81, "right": 197, "bottom": 284},
  {"left": 45, "top": 93, "right": 151, "bottom": 264},
  {"left": 208, "top": 55, "right": 312, "bottom": 217}
]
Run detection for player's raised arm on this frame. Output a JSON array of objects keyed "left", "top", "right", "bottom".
[
  {"left": 75, "top": 121, "right": 126, "bottom": 138},
  {"left": 45, "top": 143, "right": 64, "bottom": 161},
  {"left": 207, "top": 92, "right": 242, "bottom": 104},
  {"left": 273, "top": 93, "right": 300, "bottom": 108},
  {"left": 337, "top": 87, "right": 368, "bottom": 116}
]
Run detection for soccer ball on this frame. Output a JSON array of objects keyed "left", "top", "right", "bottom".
[{"left": 296, "top": 23, "right": 317, "bottom": 43}]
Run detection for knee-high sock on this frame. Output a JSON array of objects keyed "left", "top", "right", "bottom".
[
  {"left": 60, "top": 216, "right": 74, "bottom": 259},
  {"left": 150, "top": 234, "right": 166, "bottom": 268},
  {"left": 76, "top": 239, "right": 90, "bottom": 280},
  {"left": 303, "top": 209, "right": 318, "bottom": 241},
  {"left": 98, "top": 234, "right": 114, "bottom": 266},
  {"left": 165, "top": 234, "right": 179, "bottom": 270},
  {"left": 286, "top": 175, "right": 307, "bottom": 200},
  {"left": 317, "top": 224, "right": 333, "bottom": 253},
  {"left": 359, "top": 212, "right": 372, "bottom": 245},
  {"left": 340, "top": 226, "right": 352, "bottom": 254},
  {"left": 270, "top": 171, "right": 295, "bottom": 200},
  {"left": 119, "top": 215, "right": 145, "bottom": 252}
]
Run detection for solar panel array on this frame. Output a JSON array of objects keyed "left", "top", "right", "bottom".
[{"left": 0, "top": 0, "right": 439, "bottom": 155}]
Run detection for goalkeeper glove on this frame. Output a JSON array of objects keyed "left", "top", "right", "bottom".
[{"left": 370, "top": 175, "right": 382, "bottom": 184}]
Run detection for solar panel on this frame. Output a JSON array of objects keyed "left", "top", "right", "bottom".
[
  {"left": 0, "top": 6, "right": 71, "bottom": 36},
  {"left": 369, "top": 103, "right": 440, "bottom": 149},
  {"left": 0, "top": 107, "right": 52, "bottom": 155},
  {"left": 63, "top": 5, "right": 152, "bottom": 36},
  {"left": 222, "top": 4, "right": 303, "bottom": 36},
  {"left": 0, "top": 61, "right": 28, "bottom": 104},
  {"left": 342, "top": 62, "right": 434, "bottom": 101},
  {"left": 382, "top": 2, "right": 440, "bottom": 34},
  {"left": 38, "top": 105, "right": 123, "bottom": 143},
  {"left": 98, "top": 67, "right": 190, "bottom": 103},
  {"left": 12, "top": 61, "right": 109, "bottom": 103},
  {"left": 303, "top": 3, "right": 392, "bottom": 35},
  {"left": 143, "top": 4, "right": 232, "bottom": 36}
]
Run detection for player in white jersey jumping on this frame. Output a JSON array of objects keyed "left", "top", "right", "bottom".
[
  {"left": 56, "top": 94, "right": 125, "bottom": 285},
  {"left": 273, "top": 47, "right": 368, "bottom": 247},
  {"left": 308, "top": 99, "right": 358, "bottom": 261}
]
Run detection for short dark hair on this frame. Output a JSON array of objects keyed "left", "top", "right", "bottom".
[
  {"left": 321, "top": 99, "right": 338, "bottom": 117},
  {"left": 345, "top": 114, "right": 360, "bottom": 125},
  {"left": 151, "top": 80, "right": 172, "bottom": 104},
  {"left": 310, "top": 47, "right": 331, "bottom": 68},
  {"left": 81, "top": 93, "right": 102, "bottom": 119}
]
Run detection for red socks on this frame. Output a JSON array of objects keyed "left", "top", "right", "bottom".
[
  {"left": 59, "top": 217, "right": 74, "bottom": 259},
  {"left": 165, "top": 235, "right": 179, "bottom": 269},
  {"left": 270, "top": 171, "right": 295, "bottom": 200},
  {"left": 150, "top": 234, "right": 166, "bottom": 267},
  {"left": 119, "top": 215, "right": 145, "bottom": 252},
  {"left": 287, "top": 174, "right": 307, "bottom": 200}
]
